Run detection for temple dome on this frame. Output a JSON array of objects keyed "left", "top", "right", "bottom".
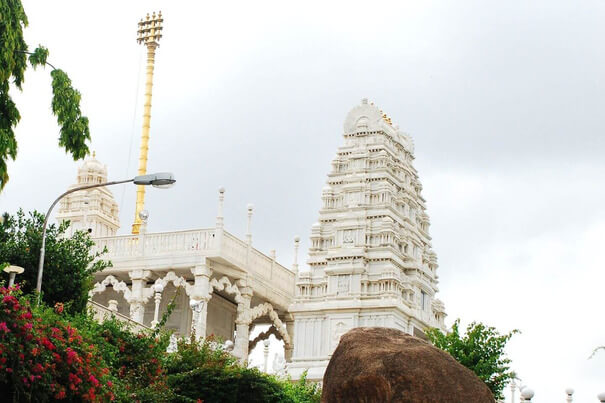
[{"left": 77, "top": 152, "right": 108, "bottom": 185}]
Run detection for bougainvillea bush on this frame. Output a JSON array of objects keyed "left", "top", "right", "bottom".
[
  {"left": 72, "top": 316, "right": 173, "bottom": 402},
  {"left": 0, "top": 285, "right": 114, "bottom": 401}
]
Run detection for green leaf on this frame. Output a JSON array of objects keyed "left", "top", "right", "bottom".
[
  {"left": 50, "top": 69, "right": 90, "bottom": 160},
  {"left": 28, "top": 45, "right": 49, "bottom": 69}
]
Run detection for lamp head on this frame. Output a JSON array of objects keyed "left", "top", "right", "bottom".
[
  {"left": 3, "top": 265, "right": 24, "bottom": 274},
  {"left": 133, "top": 172, "right": 176, "bottom": 188}
]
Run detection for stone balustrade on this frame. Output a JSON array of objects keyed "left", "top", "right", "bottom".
[
  {"left": 88, "top": 299, "right": 151, "bottom": 333},
  {"left": 91, "top": 227, "right": 295, "bottom": 305}
]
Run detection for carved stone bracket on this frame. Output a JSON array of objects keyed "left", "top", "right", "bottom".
[
  {"left": 90, "top": 275, "right": 133, "bottom": 302},
  {"left": 248, "top": 302, "right": 291, "bottom": 347},
  {"left": 248, "top": 325, "right": 282, "bottom": 351},
  {"left": 209, "top": 276, "right": 242, "bottom": 303},
  {"left": 152, "top": 271, "right": 193, "bottom": 296}
]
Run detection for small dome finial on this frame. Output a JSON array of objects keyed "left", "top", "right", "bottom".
[{"left": 92, "top": 150, "right": 96, "bottom": 158}]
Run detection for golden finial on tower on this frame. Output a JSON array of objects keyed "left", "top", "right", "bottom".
[{"left": 132, "top": 11, "right": 163, "bottom": 234}]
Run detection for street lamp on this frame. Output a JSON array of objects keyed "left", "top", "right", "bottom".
[
  {"left": 4, "top": 265, "right": 24, "bottom": 287},
  {"left": 36, "top": 172, "right": 175, "bottom": 300}
]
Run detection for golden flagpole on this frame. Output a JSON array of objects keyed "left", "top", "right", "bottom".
[{"left": 132, "top": 11, "right": 163, "bottom": 234}]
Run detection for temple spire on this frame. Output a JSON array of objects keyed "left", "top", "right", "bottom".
[{"left": 132, "top": 11, "right": 164, "bottom": 234}]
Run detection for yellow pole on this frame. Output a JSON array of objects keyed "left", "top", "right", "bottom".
[{"left": 132, "top": 11, "right": 163, "bottom": 234}]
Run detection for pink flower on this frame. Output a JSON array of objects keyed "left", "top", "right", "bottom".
[
  {"left": 41, "top": 337, "right": 56, "bottom": 350},
  {"left": 88, "top": 374, "right": 99, "bottom": 386},
  {"left": 66, "top": 348, "right": 78, "bottom": 364},
  {"left": 0, "top": 322, "right": 9, "bottom": 333}
]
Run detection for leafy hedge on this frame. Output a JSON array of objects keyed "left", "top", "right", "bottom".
[{"left": 0, "top": 284, "right": 321, "bottom": 402}]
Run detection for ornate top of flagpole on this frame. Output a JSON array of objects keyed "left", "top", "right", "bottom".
[{"left": 137, "top": 11, "right": 163, "bottom": 46}]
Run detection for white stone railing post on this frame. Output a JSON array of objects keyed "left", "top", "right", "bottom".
[
  {"left": 246, "top": 204, "right": 253, "bottom": 246},
  {"left": 565, "top": 387, "right": 574, "bottom": 403},
  {"left": 215, "top": 187, "right": 225, "bottom": 250},
  {"left": 262, "top": 339, "right": 270, "bottom": 373},
  {"left": 150, "top": 283, "right": 164, "bottom": 328},
  {"left": 108, "top": 300, "right": 118, "bottom": 312},
  {"left": 270, "top": 250, "right": 276, "bottom": 280}
]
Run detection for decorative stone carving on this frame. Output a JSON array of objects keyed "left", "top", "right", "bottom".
[
  {"left": 90, "top": 275, "right": 132, "bottom": 301},
  {"left": 288, "top": 100, "right": 447, "bottom": 381}
]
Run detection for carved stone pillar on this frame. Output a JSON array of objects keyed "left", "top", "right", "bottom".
[
  {"left": 284, "top": 320, "right": 295, "bottom": 362},
  {"left": 129, "top": 269, "right": 150, "bottom": 323},
  {"left": 234, "top": 284, "right": 253, "bottom": 363},
  {"left": 190, "top": 263, "right": 213, "bottom": 338}
]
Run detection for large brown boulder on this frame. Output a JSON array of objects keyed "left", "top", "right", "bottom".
[{"left": 322, "top": 327, "right": 495, "bottom": 403}]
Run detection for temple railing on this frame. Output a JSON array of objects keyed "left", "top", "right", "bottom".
[
  {"left": 92, "top": 228, "right": 216, "bottom": 257},
  {"left": 91, "top": 228, "right": 295, "bottom": 300},
  {"left": 88, "top": 300, "right": 150, "bottom": 333}
]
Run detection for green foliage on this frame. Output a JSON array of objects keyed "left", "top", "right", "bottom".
[
  {"left": 164, "top": 336, "right": 322, "bottom": 403},
  {"left": 50, "top": 69, "right": 91, "bottom": 160},
  {"left": 0, "top": 209, "right": 109, "bottom": 314},
  {"left": 426, "top": 319, "right": 519, "bottom": 400},
  {"left": 28, "top": 46, "right": 49, "bottom": 68},
  {"left": 0, "top": 286, "right": 114, "bottom": 401},
  {"left": 72, "top": 315, "right": 173, "bottom": 402},
  {"left": 0, "top": 0, "right": 90, "bottom": 190},
  {"left": 278, "top": 371, "right": 321, "bottom": 403}
]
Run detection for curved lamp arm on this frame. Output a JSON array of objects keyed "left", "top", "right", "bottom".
[{"left": 36, "top": 178, "right": 134, "bottom": 298}]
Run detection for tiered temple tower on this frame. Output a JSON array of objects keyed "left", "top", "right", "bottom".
[
  {"left": 56, "top": 154, "right": 120, "bottom": 237},
  {"left": 288, "top": 99, "right": 447, "bottom": 380}
]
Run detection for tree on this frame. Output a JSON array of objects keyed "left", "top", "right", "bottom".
[
  {"left": 0, "top": 0, "right": 90, "bottom": 190},
  {"left": 425, "top": 319, "right": 519, "bottom": 400},
  {"left": 0, "top": 209, "right": 108, "bottom": 313}
]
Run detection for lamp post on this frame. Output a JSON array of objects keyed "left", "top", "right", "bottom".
[{"left": 36, "top": 172, "right": 175, "bottom": 301}]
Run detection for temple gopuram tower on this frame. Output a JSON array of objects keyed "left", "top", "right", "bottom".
[
  {"left": 56, "top": 154, "right": 120, "bottom": 237},
  {"left": 288, "top": 99, "right": 447, "bottom": 380}
]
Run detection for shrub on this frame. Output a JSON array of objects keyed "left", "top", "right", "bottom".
[
  {"left": 165, "top": 336, "right": 289, "bottom": 403},
  {"left": 278, "top": 371, "right": 321, "bottom": 403},
  {"left": 0, "top": 285, "right": 114, "bottom": 401},
  {"left": 72, "top": 315, "right": 173, "bottom": 402}
]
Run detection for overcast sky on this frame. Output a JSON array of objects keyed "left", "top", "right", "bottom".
[{"left": 1, "top": 1, "right": 604, "bottom": 401}]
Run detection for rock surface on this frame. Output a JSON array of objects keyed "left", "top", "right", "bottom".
[{"left": 321, "top": 327, "right": 495, "bottom": 403}]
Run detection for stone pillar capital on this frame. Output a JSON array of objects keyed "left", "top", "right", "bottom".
[
  {"left": 191, "top": 264, "right": 212, "bottom": 278},
  {"left": 239, "top": 286, "right": 253, "bottom": 298},
  {"left": 129, "top": 269, "right": 151, "bottom": 281}
]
